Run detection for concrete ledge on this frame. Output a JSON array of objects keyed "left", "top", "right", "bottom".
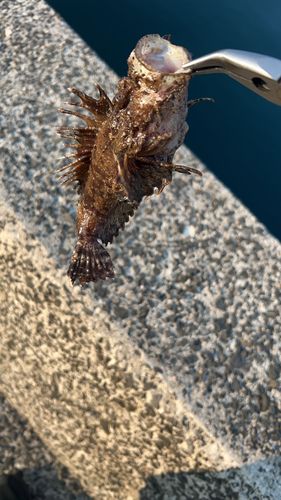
[{"left": 1, "top": 1, "right": 281, "bottom": 498}]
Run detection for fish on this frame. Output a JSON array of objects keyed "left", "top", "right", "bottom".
[{"left": 57, "top": 34, "right": 211, "bottom": 285}]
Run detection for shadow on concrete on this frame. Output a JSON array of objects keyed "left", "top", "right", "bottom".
[
  {"left": 3, "top": 458, "right": 281, "bottom": 500},
  {"left": 21, "top": 465, "right": 90, "bottom": 500},
  {"left": 139, "top": 457, "right": 281, "bottom": 500},
  {"left": 0, "top": 467, "right": 91, "bottom": 500}
]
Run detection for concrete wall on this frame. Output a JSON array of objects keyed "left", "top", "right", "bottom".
[{"left": 0, "top": 1, "right": 281, "bottom": 498}]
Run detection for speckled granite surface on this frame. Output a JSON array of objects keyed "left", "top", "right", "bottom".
[{"left": 0, "top": 1, "right": 281, "bottom": 498}]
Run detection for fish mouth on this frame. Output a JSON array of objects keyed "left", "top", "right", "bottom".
[{"left": 134, "top": 34, "right": 191, "bottom": 74}]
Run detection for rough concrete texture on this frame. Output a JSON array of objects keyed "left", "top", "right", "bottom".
[
  {"left": 0, "top": 394, "right": 91, "bottom": 500},
  {"left": 0, "top": 0, "right": 281, "bottom": 498}
]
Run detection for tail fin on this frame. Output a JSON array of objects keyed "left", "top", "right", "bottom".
[{"left": 67, "top": 238, "right": 115, "bottom": 285}]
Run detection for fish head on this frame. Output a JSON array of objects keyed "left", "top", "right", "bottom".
[{"left": 127, "top": 34, "right": 192, "bottom": 90}]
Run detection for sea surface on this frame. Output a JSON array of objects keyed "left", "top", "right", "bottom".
[{"left": 47, "top": 0, "right": 281, "bottom": 240}]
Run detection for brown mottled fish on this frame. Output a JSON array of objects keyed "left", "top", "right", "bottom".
[{"left": 58, "top": 34, "right": 211, "bottom": 285}]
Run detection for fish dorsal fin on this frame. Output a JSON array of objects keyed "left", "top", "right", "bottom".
[{"left": 57, "top": 86, "right": 112, "bottom": 193}]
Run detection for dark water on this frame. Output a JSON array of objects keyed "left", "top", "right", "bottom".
[{"left": 47, "top": 0, "right": 281, "bottom": 240}]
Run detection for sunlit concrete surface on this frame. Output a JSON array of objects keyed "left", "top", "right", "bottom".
[{"left": 0, "top": 1, "right": 281, "bottom": 498}]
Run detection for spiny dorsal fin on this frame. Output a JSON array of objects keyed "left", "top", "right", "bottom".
[
  {"left": 57, "top": 86, "right": 112, "bottom": 193},
  {"left": 67, "top": 85, "right": 112, "bottom": 115}
]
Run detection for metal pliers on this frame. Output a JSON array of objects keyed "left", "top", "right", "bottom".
[{"left": 182, "top": 49, "right": 281, "bottom": 106}]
